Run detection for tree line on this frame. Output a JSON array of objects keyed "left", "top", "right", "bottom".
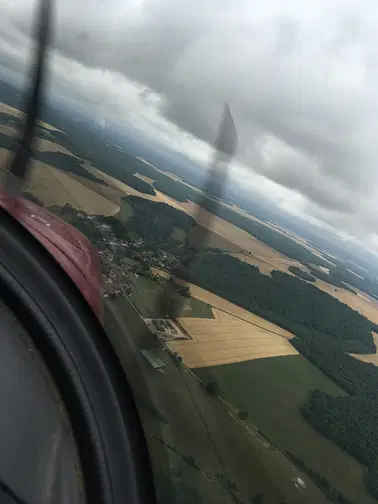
[{"left": 121, "top": 196, "right": 195, "bottom": 247}]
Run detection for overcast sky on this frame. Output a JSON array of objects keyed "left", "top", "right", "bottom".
[{"left": 1, "top": 0, "right": 378, "bottom": 253}]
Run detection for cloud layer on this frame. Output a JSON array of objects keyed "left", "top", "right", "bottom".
[{"left": 1, "top": 0, "right": 378, "bottom": 250}]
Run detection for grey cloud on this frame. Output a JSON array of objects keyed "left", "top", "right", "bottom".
[
  {"left": 260, "top": 159, "right": 357, "bottom": 214},
  {"left": 1, "top": 0, "right": 378, "bottom": 242}
]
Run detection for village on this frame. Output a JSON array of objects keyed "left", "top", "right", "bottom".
[{"left": 72, "top": 210, "right": 182, "bottom": 297}]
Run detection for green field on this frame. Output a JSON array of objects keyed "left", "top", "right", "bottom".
[
  {"left": 129, "top": 273, "right": 214, "bottom": 319},
  {"left": 196, "top": 356, "right": 376, "bottom": 504},
  {"left": 170, "top": 226, "right": 187, "bottom": 243},
  {"left": 104, "top": 296, "right": 330, "bottom": 504},
  {"left": 117, "top": 200, "right": 134, "bottom": 223}
]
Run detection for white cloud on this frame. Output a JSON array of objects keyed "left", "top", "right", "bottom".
[{"left": 1, "top": 0, "right": 378, "bottom": 253}]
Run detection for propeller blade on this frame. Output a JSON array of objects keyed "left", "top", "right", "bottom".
[
  {"left": 158, "top": 102, "right": 238, "bottom": 315},
  {"left": 189, "top": 102, "right": 238, "bottom": 250},
  {"left": 4, "top": 0, "right": 53, "bottom": 195}
]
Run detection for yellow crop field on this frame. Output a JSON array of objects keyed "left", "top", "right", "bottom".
[
  {"left": 180, "top": 201, "right": 292, "bottom": 261},
  {"left": 67, "top": 172, "right": 126, "bottom": 205},
  {"left": 26, "top": 161, "right": 119, "bottom": 215},
  {"left": 151, "top": 266, "right": 293, "bottom": 338},
  {"left": 0, "top": 149, "right": 118, "bottom": 215},
  {"left": 152, "top": 266, "right": 296, "bottom": 367},
  {"left": 167, "top": 308, "right": 297, "bottom": 368},
  {"left": 35, "top": 138, "right": 75, "bottom": 156}
]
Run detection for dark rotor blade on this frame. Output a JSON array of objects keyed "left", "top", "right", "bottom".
[
  {"left": 158, "top": 102, "right": 238, "bottom": 315},
  {"left": 188, "top": 102, "right": 237, "bottom": 252},
  {"left": 4, "top": 0, "right": 52, "bottom": 194}
]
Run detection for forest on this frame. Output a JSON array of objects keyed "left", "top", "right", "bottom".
[
  {"left": 288, "top": 266, "right": 316, "bottom": 282},
  {"left": 175, "top": 252, "right": 376, "bottom": 354},
  {"left": 118, "top": 196, "right": 195, "bottom": 247},
  {"left": 291, "top": 337, "right": 378, "bottom": 499}
]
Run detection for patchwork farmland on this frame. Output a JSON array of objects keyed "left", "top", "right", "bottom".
[{"left": 168, "top": 308, "right": 297, "bottom": 367}]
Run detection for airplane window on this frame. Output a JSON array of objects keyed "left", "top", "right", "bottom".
[
  {"left": 0, "top": 300, "right": 85, "bottom": 504},
  {"left": 1, "top": 1, "right": 378, "bottom": 504}
]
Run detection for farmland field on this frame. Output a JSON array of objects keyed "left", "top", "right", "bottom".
[
  {"left": 169, "top": 308, "right": 297, "bottom": 367},
  {"left": 26, "top": 160, "right": 119, "bottom": 215},
  {"left": 196, "top": 356, "right": 376, "bottom": 504},
  {"left": 151, "top": 267, "right": 297, "bottom": 366},
  {"left": 93, "top": 163, "right": 378, "bottom": 325},
  {"left": 85, "top": 164, "right": 187, "bottom": 211},
  {"left": 128, "top": 273, "right": 214, "bottom": 319},
  {"left": 66, "top": 172, "right": 126, "bottom": 205},
  {"left": 151, "top": 267, "right": 295, "bottom": 337},
  {"left": 84, "top": 163, "right": 308, "bottom": 270},
  {"left": 104, "top": 295, "right": 329, "bottom": 504},
  {"left": 180, "top": 201, "right": 293, "bottom": 261},
  {"left": 35, "top": 137, "right": 75, "bottom": 156},
  {"left": 3, "top": 102, "right": 378, "bottom": 330}
]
